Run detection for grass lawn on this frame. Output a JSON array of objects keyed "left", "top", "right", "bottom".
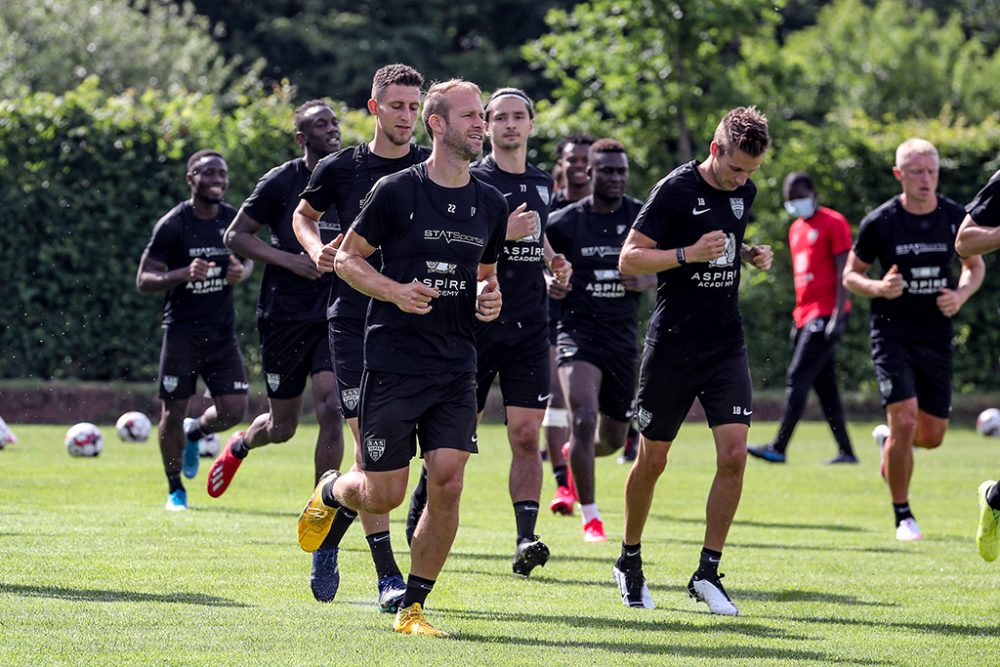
[{"left": 1, "top": 420, "right": 998, "bottom": 666}]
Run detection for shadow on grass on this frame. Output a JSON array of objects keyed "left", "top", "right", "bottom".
[
  {"left": 763, "top": 614, "right": 999, "bottom": 637},
  {"left": 738, "top": 589, "right": 895, "bottom": 607},
  {"left": 448, "top": 550, "right": 611, "bottom": 565},
  {"left": 440, "top": 607, "right": 806, "bottom": 640},
  {"left": 0, "top": 582, "right": 250, "bottom": 607},
  {"left": 662, "top": 536, "right": 906, "bottom": 555},
  {"left": 448, "top": 631, "right": 882, "bottom": 664},
  {"left": 187, "top": 506, "right": 297, "bottom": 519},
  {"left": 649, "top": 514, "right": 866, "bottom": 533}
]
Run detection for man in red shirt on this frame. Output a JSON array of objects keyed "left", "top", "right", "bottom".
[{"left": 748, "top": 172, "right": 858, "bottom": 464}]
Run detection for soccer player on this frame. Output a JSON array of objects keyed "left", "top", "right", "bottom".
[
  {"left": 208, "top": 101, "right": 343, "bottom": 498},
  {"left": 546, "top": 138, "right": 655, "bottom": 543},
  {"left": 291, "top": 65, "right": 429, "bottom": 609},
  {"left": 613, "top": 107, "right": 773, "bottom": 615},
  {"left": 953, "top": 168, "right": 1000, "bottom": 561},
  {"left": 296, "top": 79, "right": 508, "bottom": 637},
  {"left": 546, "top": 134, "right": 595, "bottom": 515},
  {"left": 136, "top": 150, "right": 252, "bottom": 511},
  {"left": 844, "top": 138, "right": 983, "bottom": 542},
  {"left": 748, "top": 172, "right": 858, "bottom": 465}
]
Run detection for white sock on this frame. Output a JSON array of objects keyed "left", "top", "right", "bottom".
[{"left": 581, "top": 503, "right": 600, "bottom": 523}]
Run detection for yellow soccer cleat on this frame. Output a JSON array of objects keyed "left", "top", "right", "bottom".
[
  {"left": 977, "top": 480, "right": 1000, "bottom": 562},
  {"left": 297, "top": 470, "right": 341, "bottom": 552},
  {"left": 393, "top": 603, "right": 449, "bottom": 638}
]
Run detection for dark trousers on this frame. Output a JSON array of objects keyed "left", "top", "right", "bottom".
[{"left": 772, "top": 316, "right": 854, "bottom": 455}]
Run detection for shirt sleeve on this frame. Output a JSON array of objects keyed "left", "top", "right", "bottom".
[
  {"left": 967, "top": 171, "right": 1000, "bottom": 227},
  {"left": 851, "top": 214, "right": 880, "bottom": 265},
  {"left": 145, "top": 216, "right": 176, "bottom": 265},
  {"left": 351, "top": 176, "right": 398, "bottom": 249},
  {"left": 481, "top": 190, "right": 509, "bottom": 265},
  {"left": 240, "top": 167, "right": 287, "bottom": 227},
  {"left": 632, "top": 180, "right": 671, "bottom": 244},
  {"left": 299, "top": 153, "right": 343, "bottom": 214}
]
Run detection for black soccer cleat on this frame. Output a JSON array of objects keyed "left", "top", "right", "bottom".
[
  {"left": 612, "top": 558, "right": 654, "bottom": 608},
  {"left": 512, "top": 537, "right": 550, "bottom": 577}
]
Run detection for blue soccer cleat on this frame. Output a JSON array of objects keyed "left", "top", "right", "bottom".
[
  {"left": 377, "top": 573, "right": 406, "bottom": 613},
  {"left": 165, "top": 488, "right": 188, "bottom": 511},
  {"left": 182, "top": 417, "right": 200, "bottom": 479},
  {"left": 310, "top": 545, "right": 340, "bottom": 603}
]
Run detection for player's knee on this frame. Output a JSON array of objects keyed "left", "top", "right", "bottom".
[
  {"left": 509, "top": 423, "right": 540, "bottom": 454},
  {"left": 268, "top": 419, "right": 298, "bottom": 443},
  {"left": 915, "top": 426, "right": 946, "bottom": 449},
  {"left": 571, "top": 407, "right": 599, "bottom": 435},
  {"left": 314, "top": 392, "right": 342, "bottom": 426},
  {"left": 639, "top": 449, "right": 668, "bottom": 476},
  {"left": 717, "top": 447, "right": 747, "bottom": 475},
  {"left": 428, "top": 473, "right": 464, "bottom": 505}
]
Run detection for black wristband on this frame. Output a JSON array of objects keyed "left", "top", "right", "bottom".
[{"left": 676, "top": 246, "right": 687, "bottom": 265}]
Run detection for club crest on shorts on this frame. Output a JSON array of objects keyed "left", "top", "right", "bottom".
[
  {"left": 162, "top": 375, "right": 178, "bottom": 393},
  {"left": 730, "top": 198, "right": 745, "bottom": 220},
  {"left": 637, "top": 407, "right": 652, "bottom": 430},
  {"left": 365, "top": 437, "right": 386, "bottom": 462},
  {"left": 341, "top": 388, "right": 360, "bottom": 411},
  {"left": 878, "top": 377, "right": 893, "bottom": 400},
  {"left": 266, "top": 373, "right": 281, "bottom": 392},
  {"left": 536, "top": 185, "right": 551, "bottom": 205}
]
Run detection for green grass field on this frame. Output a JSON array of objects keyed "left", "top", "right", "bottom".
[{"left": 1, "top": 420, "right": 998, "bottom": 666}]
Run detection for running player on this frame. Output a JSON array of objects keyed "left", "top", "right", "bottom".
[
  {"left": 136, "top": 150, "right": 252, "bottom": 511},
  {"left": 955, "top": 167, "right": 1000, "bottom": 562},
  {"left": 207, "top": 101, "right": 343, "bottom": 499},
  {"left": 292, "top": 65, "right": 429, "bottom": 609},
  {"left": 844, "top": 138, "right": 983, "bottom": 542},
  {"left": 296, "top": 79, "right": 508, "bottom": 637},
  {"left": 747, "top": 172, "right": 858, "bottom": 465},
  {"left": 613, "top": 107, "right": 773, "bottom": 615},
  {"left": 546, "top": 138, "right": 655, "bottom": 543}
]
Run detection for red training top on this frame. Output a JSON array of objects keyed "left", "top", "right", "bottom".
[{"left": 789, "top": 206, "right": 853, "bottom": 329}]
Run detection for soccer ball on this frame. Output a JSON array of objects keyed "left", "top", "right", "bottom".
[
  {"left": 976, "top": 408, "right": 1000, "bottom": 437},
  {"left": 115, "top": 411, "right": 151, "bottom": 442},
  {"left": 199, "top": 433, "right": 221, "bottom": 457},
  {"left": 65, "top": 423, "right": 104, "bottom": 457}
]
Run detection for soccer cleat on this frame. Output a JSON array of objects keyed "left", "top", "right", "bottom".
[
  {"left": 872, "top": 424, "right": 890, "bottom": 449},
  {"left": 895, "top": 517, "right": 924, "bottom": 541},
  {"left": 297, "top": 469, "right": 342, "bottom": 552},
  {"left": 310, "top": 546, "right": 340, "bottom": 602},
  {"left": 377, "top": 574, "right": 406, "bottom": 613},
  {"left": 206, "top": 431, "right": 245, "bottom": 498},
  {"left": 512, "top": 537, "right": 550, "bottom": 577},
  {"left": 165, "top": 488, "right": 188, "bottom": 511},
  {"left": 181, "top": 417, "right": 201, "bottom": 479},
  {"left": 976, "top": 481, "right": 1000, "bottom": 562},
  {"left": 825, "top": 452, "right": 859, "bottom": 465},
  {"left": 746, "top": 444, "right": 786, "bottom": 463},
  {"left": 393, "top": 602, "right": 448, "bottom": 638},
  {"left": 549, "top": 485, "right": 575, "bottom": 516},
  {"left": 612, "top": 561, "right": 655, "bottom": 609},
  {"left": 688, "top": 573, "right": 739, "bottom": 616},
  {"left": 583, "top": 517, "right": 607, "bottom": 543},
  {"left": 617, "top": 426, "right": 638, "bottom": 464}
]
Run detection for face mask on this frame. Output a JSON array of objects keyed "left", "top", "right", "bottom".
[{"left": 784, "top": 197, "right": 816, "bottom": 219}]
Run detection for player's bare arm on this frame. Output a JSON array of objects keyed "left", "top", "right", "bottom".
[
  {"left": 292, "top": 199, "right": 339, "bottom": 273},
  {"left": 226, "top": 209, "right": 321, "bottom": 280},
  {"left": 136, "top": 252, "right": 209, "bottom": 293},
  {"left": 955, "top": 214, "right": 1000, "bottom": 257},
  {"left": 936, "top": 254, "right": 984, "bottom": 317},
  {"left": 335, "top": 229, "right": 438, "bottom": 314},
  {"left": 842, "top": 251, "right": 904, "bottom": 300},
  {"left": 475, "top": 263, "right": 502, "bottom": 323},
  {"left": 543, "top": 235, "right": 572, "bottom": 287},
  {"left": 223, "top": 254, "right": 254, "bottom": 285},
  {"left": 619, "top": 228, "right": 727, "bottom": 275},
  {"left": 505, "top": 202, "right": 538, "bottom": 241},
  {"left": 739, "top": 243, "right": 773, "bottom": 270}
]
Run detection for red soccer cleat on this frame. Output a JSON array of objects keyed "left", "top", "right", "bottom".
[
  {"left": 583, "top": 517, "right": 607, "bottom": 542},
  {"left": 207, "top": 432, "right": 245, "bottom": 498},
  {"left": 549, "top": 484, "right": 576, "bottom": 516}
]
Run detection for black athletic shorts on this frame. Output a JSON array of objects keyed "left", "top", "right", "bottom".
[
  {"left": 258, "top": 318, "right": 332, "bottom": 400},
  {"left": 871, "top": 334, "right": 952, "bottom": 418},
  {"left": 329, "top": 316, "right": 364, "bottom": 419},
  {"left": 635, "top": 341, "right": 752, "bottom": 442},
  {"left": 555, "top": 329, "right": 637, "bottom": 422},
  {"left": 157, "top": 330, "right": 248, "bottom": 400},
  {"left": 475, "top": 321, "right": 550, "bottom": 412},
  {"left": 358, "top": 369, "right": 478, "bottom": 472}
]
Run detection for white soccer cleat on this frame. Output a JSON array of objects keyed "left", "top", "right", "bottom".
[
  {"left": 613, "top": 564, "right": 655, "bottom": 609},
  {"left": 688, "top": 574, "right": 739, "bottom": 616},
  {"left": 895, "top": 517, "right": 923, "bottom": 541},
  {"left": 872, "top": 424, "right": 890, "bottom": 449}
]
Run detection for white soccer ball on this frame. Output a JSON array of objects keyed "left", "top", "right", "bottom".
[
  {"left": 976, "top": 408, "right": 1000, "bottom": 437},
  {"left": 65, "top": 422, "right": 104, "bottom": 457},
  {"left": 199, "top": 432, "right": 221, "bottom": 457},
  {"left": 115, "top": 411, "right": 152, "bottom": 442}
]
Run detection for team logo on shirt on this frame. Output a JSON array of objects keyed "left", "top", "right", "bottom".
[
  {"left": 162, "top": 375, "right": 178, "bottom": 393},
  {"left": 341, "top": 388, "right": 359, "bottom": 411},
  {"left": 266, "top": 374, "right": 281, "bottom": 392},
  {"left": 426, "top": 261, "right": 457, "bottom": 274},
  {"left": 907, "top": 266, "right": 946, "bottom": 295},
  {"left": 637, "top": 407, "right": 652, "bottom": 430},
  {"left": 708, "top": 232, "right": 737, "bottom": 268},
  {"left": 536, "top": 185, "right": 551, "bottom": 205},
  {"left": 617, "top": 224, "right": 627, "bottom": 235},
  {"left": 730, "top": 198, "right": 745, "bottom": 220},
  {"left": 365, "top": 437, "right": 386, "bottom": 462},
  {"left": 580, "top": 246, "right": 621, "bottom": 258}
]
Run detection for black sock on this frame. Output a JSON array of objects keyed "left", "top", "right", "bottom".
[
  {"left": 320, "top": 479, "right": 341, "bottom": 509},
  {"left": 553, "top": 465, "right": 568, "bottom": 488},
  {"left": 366, "top": 531, "right": 402, "bottom": 579},
  {"left": 230, "top": 435, "right": 248, "bottom": 459},
  {"left": 319, "top": 507, "right": 357, "bottom": 549},
  {"left": 186, "top": 422, "right": 204, "bottom": 441},
  {"left": 893, "top": 502, "right": 914, "bottom": 526},
  {"left": 771, "top": 441, "right": 787, "bottom": 454},
  {"left": 167, "top": 473, "right": 184, "bottom": 493},
  {"left": 513, "top": 501, "right": 540, "bottom": 544},
  {"left": 618, "top": 541, "right": 642, "bottom": 570},
  {"left": 401, "top": 574, "right": 435, "bottom": 609},
  {"left": 696, "top": 548, "right": 722, "bottom": 579},
  {"left": 988, "top": 482, "right": 1000, "bottom": 510}
]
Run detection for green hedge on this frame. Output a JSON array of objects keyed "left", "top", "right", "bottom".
[{"left": 2, "top": 79, "right": 999, "bottom": 398}]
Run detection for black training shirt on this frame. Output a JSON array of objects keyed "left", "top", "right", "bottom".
[{"left": 967, "top": 169, "right": 1000, "bottom": 227}]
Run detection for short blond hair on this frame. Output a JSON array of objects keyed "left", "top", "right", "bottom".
[
  {"left": 895, "top": 138, "right": 938, "bottom": 168},
  {"left": 422, "top": 79, "right": 482, "bottom": 137}
]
